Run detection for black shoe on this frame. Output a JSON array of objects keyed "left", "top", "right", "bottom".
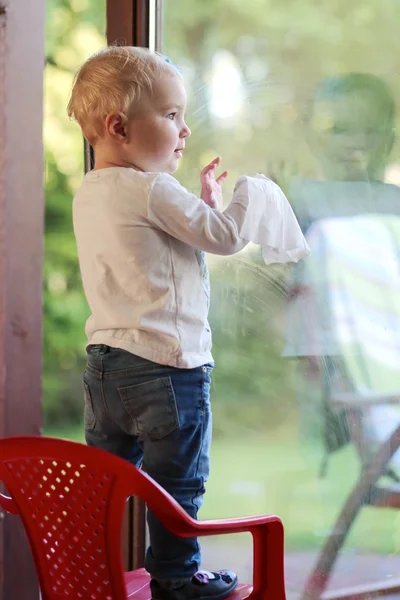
[{"left": 151, "top": 570, "right": 238, "bottom": 600}]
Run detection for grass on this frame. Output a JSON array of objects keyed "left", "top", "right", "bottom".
[{"left": 45, "top": 422, "right": 400, "bottom": 554}]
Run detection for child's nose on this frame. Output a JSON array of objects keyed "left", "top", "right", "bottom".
[{"left": 181, "top": 123, "right": 191, "bottom": 138}]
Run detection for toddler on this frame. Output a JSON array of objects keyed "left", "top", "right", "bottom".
[{"left": 68, "top": 46, "right": 306, "bottom": 600}]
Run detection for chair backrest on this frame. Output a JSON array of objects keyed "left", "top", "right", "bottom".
[{"left": 0, "top": 436, "right": 192, "bottom": 600}]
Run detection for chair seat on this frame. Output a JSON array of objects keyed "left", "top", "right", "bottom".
[
  {"left": 367, "top": 483, "right": 400, "bottom": 508},
  {"left": 125, "top": 568, "right": 150, "bottom": 599},
  {"left": 125, "top": 568, "right": 253, "bottom": 600}
]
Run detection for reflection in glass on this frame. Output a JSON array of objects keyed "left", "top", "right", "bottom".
[
  {"left": 286, "top": 72, "right": 400, "bottom": 468},
  {"left": 285, "top": 71, "right": 400, "bottom": 599},
  {"left": 162, "top": 2, "right": 400, "bottom": 597}
]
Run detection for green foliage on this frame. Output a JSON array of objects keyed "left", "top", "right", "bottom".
[
  {"left": 208, "top": 256, "right": 297, "bottom": 435},
  {"left": 44, "top": 0, "right": 400, "bottom": 433},
  {"left": 45, "top": 423, "right": 400, "bottom": 555},
  {"left": 44, "top": 0, "right": 105, "bottom": 426},
  {"left": 43, "top": 0, "right": 400, "bottom": 562},
  {"left": 44, "top": 148, "right": 89, "bottom": 424}
]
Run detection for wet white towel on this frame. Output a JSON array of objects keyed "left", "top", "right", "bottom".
[{"left": 233, "top": 174, "right": 311, "bottom": 264}]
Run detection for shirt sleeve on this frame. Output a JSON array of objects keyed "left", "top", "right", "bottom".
[{"left": 147, "top": 173, "right": 249, "bottom": 256}]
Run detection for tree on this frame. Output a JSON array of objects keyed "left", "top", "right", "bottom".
[{"left": 43, "top": 0, "right": 400, "bottom": 429}]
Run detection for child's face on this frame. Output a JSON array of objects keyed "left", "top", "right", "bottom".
[
  {"left": 309, "top": 90, "right": 393, "bottom": 181},
  {"left": 125, "top": 72, "right": 191, "bottom": 173}
]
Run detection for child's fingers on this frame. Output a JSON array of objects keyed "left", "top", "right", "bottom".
[
  {"left": 201, "top": 157, "right": 221, "bottom": 175},
  {"left": 216, "top": 170, "right": 228, "bottom": 185},
  {"left": 201, "top": 163, "right": 216, "bottom": 176}
]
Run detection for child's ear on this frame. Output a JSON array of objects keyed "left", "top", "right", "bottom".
[{"left": 104, "top": 112, "right": 128, "bottom": 142}]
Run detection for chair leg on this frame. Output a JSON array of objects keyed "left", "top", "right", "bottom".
[
  {"left": 252, "top": 521, "right": 286, "bottom": 600},
  {"left": 300, "top": 422, "right": 400, "bottom": 600}
]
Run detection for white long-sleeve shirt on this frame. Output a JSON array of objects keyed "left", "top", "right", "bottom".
[{"left": 73, "top": 167, "right": 308, "bottom": 368}]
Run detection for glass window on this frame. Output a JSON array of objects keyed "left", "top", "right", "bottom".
[
  {"left": 161, "top": 1, "right": 400, "bottom": 596},
  {"left": 44, "top": 0, "right": 106, "bottom": 434}
]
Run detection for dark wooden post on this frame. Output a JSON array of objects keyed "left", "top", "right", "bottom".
[
  {"left": 103, "top": 0, "right": 152, "bottom": 571},
  {"left": 107, "top": 0, "right": 150, "bottom": 48},
  {"left": 0, "top": 0, "right": 45, "bottom": 598}
]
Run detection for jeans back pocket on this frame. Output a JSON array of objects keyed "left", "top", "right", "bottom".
[
  {"left": 118, "top": 377, "right": 179, "bottom": 440},
  {"left": 83, "top": 382, "right": 96, "bottom": 431}
]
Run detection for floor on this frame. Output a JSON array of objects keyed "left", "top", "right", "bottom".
[{"left": 201, "top": 540, "right": 400, "bottom": 599}]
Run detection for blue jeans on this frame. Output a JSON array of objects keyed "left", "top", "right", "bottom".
[{"left": 83, "top": 344, "right": 213, "bottom": 583}]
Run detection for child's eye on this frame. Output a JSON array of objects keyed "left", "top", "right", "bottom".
[{"left": 167, "top": 113, "right": 176, "bottom": 120}]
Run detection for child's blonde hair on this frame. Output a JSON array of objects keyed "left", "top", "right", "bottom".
[{"left": 67, "top": 46, "right": 176, "bottom": 144}]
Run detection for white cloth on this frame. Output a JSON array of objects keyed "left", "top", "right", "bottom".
[
  {"left": 73, "top": 168, "right": 308, "bottom": 368},
  {"left": 234, "top": 174, "right": 310, "bottom": 264}
]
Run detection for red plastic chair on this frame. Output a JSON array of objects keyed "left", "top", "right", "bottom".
[{"left": 0, "top": 436, "right": 286, "bottom": 600}]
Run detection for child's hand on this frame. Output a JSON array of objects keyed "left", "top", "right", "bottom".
[{"left": 200, "top": 157, "right": 228, "bottom": 210}]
